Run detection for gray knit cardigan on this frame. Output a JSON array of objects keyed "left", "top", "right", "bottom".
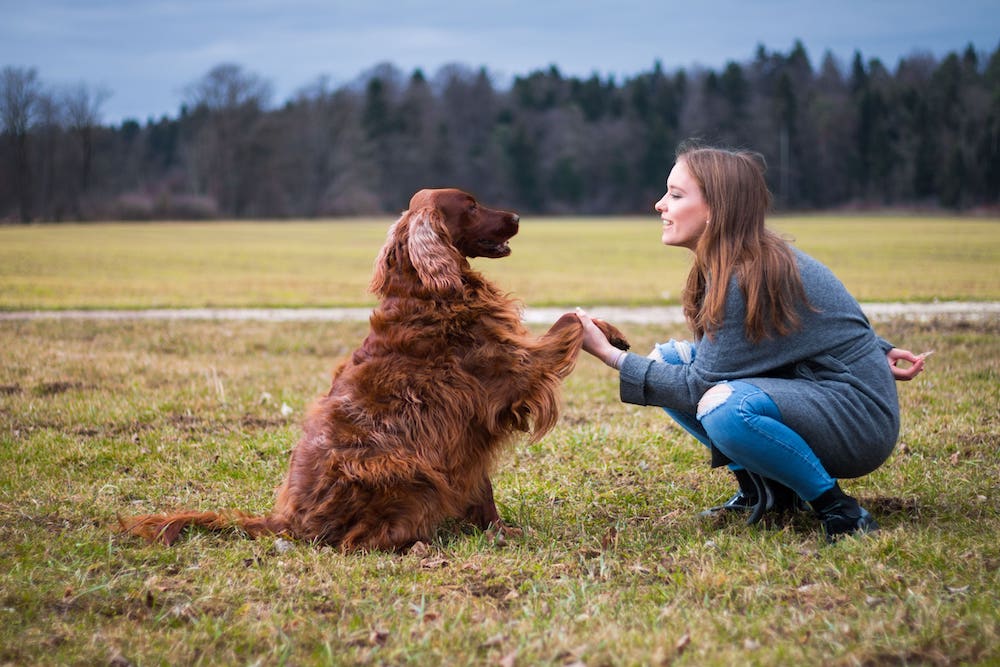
[{"left": 618, "top": 248, "right": 899, "bottom": 478}]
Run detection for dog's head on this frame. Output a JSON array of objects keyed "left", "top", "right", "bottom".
[
  {"left": 406, "top": 188, "right": 520, "bottom": 260},
  {"left": 370, "top": 189, "right": 520, "bottom": 296}
]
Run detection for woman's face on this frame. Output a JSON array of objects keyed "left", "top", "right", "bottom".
[{"left": 654, "top": 160, "right": 710, "bottom": 250}]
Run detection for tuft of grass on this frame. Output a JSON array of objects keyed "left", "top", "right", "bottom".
[
  {"left": 1, "top": 215, "right": 998, "bottom": 310},
  {"left": 1, "top": 317, "right": 997, "bottom": 665}
]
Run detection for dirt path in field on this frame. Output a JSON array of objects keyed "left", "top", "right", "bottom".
[{"left": 1, "top": 301, "right": 998, "bottom": 324}]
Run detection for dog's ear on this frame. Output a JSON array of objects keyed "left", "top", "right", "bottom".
[
  {"left": 369, "top": 215, "right": 403, "bottom": 295},
  {"left": 405, "top": 207, "right": 464, "bottom": 293}
]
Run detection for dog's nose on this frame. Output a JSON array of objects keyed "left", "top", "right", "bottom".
[{"left": 511, "top": 214, "right": 520, "bottom": 224}]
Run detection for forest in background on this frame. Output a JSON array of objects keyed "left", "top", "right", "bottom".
[{"left": 2, "top": 40, "right": 999, "bottom": 222}]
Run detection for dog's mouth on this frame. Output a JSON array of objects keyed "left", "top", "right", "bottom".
[
  {"left": 466, "top": 216, "right": 519, "bottom": 258},
  {"left": 478, "top": 238, "right": 512, "bottom": 257}
]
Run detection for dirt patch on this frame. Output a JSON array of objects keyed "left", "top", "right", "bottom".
[
  {"left": 72, "top": 420, "right": 156, "bottom": 439},
  {"left": 240, "top": 415, "right": 290, "bottom": 430},
  {"left": 866, "top": 496, "right": 920, "bottom": 516},
  {"left": 165, "top": 413, "right": 290, "bottom": 434},
  {"left": 34, "top": 381, "right": 89, "bottom": 396}
]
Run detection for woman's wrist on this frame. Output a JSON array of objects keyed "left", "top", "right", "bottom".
[{"left": 605, "top": 349, "right": 627, "bottom": 369}]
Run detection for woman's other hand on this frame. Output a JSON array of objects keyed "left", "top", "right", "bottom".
[{"left": 887, "top": 348, "right": 931, "bottom": 381}]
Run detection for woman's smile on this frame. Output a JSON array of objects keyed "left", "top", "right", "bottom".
[{"left": 654, "top": 159, "right": 710, "bottom": 250}]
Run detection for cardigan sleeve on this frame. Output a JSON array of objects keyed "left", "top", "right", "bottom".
[{"left": 618, "top": 352, "right": 701, "bottom": 412}]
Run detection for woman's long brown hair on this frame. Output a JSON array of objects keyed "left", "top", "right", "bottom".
[{"left": 679, "top": 144, "right": 808, "bottom": 342}]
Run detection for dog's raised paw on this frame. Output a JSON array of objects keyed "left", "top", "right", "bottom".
[{"left": 610, "top": 334, "right": 630, "bottom": 351}]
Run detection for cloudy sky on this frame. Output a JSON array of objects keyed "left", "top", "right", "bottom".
[{"left": 3, "top": 0, "right": 998, "bottom": 125}]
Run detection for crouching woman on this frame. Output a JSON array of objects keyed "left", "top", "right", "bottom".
[{"left": 576, "top": 143, "right": 927, "bottom": 541}]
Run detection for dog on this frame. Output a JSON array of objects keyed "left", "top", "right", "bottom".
[{"left": 120, "top": 188, "right": 629, "bottom": 550}]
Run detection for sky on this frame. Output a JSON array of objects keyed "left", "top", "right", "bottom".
[{"left": 3, "top": 0, "right": 998, "bottom": 125}]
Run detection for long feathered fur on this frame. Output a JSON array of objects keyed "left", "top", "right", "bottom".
[{"left": 120, "top": 189, "right": 628, "bottom": 551}]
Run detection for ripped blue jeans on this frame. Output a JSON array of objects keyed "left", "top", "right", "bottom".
[{"left": 650, "top": 340, "right": 836, "bottom": 502}]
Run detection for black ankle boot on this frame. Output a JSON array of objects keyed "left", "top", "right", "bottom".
[
  {"left": 700, "top": 469, "right": 759, "bottom": 516},
  {"left": 810, "top": 482, "right": 879, "bottom": 542},
  {"left": 743, "top": 472, "right": 808, "bottom": 525},
  {"left": 763, "top": 477, "right": 808, "bottom": 513}
]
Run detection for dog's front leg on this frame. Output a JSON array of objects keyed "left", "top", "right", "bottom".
[
  {"left": 463, "top": 477, "right": 522, "bottom": 539},
  {"left": 464, "top": 476, "right": 501, "bottom": 529}
]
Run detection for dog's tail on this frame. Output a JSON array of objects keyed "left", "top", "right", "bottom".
[{"left": 118, "top": 510, "right": 287, "bottom": 546}]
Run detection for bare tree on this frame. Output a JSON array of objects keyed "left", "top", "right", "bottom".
[
  {"left": 63, "top": 82, "right": 111, "bottom": 195},
  {"left": 185, "top": 63, "right": 271, "bottom": 113},
  {"left": 183, "top": 64, "right": 272, "bottom": 216},
  {"left": 33, "top": 90, "right": 64, "bottom": 220},
  {"left": 1, "top": 66, "right": 41, "bottom": 221}
]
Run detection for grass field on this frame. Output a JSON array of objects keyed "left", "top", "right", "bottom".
[
  {"left": 1, "top": 215, "right": 998, "bottom": 310},
  {"left": 0, "top": 216, "right": 998, "bottom": 665}
]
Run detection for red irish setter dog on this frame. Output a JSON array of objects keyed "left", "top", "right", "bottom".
[{"left": 121, "top": 188, "right": 629, "bottom": 551}]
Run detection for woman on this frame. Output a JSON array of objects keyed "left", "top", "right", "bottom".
[{"left": 576, "top": 144, "right": 927, "bottom": 541}]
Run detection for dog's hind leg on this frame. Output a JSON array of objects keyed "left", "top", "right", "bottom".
[{"left": 119, "top": 510, "right": 282, "bottom": 545}]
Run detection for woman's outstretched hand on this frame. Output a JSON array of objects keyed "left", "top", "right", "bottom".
[
  {"left": 887, "top": 348, "right": 932, "bottom": 381},
  {"left": 575, "top": 308, "right": 623, "bottom": 367}
]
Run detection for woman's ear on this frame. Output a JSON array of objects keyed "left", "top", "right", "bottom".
[{"left": 406, "top": 207, "right": 464, "bottom": 293}]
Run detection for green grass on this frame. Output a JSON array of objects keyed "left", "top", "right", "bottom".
[
  {"left": 1, "top": 317, "right": 997, "bottom": 666},
  {"left": 1, "top": 215, "right": 998, "bottom": 310},
  {"left": 0, "top": 216, "right": 998, "bottom": 664}
]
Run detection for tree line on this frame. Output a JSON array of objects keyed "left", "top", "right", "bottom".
[{"left": 2, "top": 40, "right": 998, "bottom": 222}]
